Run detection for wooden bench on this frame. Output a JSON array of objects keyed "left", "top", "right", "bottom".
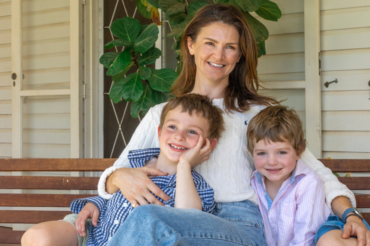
[{"left": 0, "top": 158, "right": 369, "bottom": 244}]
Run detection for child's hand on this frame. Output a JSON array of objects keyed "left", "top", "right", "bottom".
[
  {"left": 179, "top": 135, "right": 212, "bottom": 168},
  {"left": 75, "top": 202, "right": 99, "bottom": 237}
]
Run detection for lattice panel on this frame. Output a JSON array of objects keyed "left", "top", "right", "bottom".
[{"left": 103, "top": 0, "right": 174, "bottom": 158}]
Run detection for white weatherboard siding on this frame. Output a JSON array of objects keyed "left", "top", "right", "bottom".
[
  {"left": 20, "top": 0, "right": 71, "bottom": 158},
  {"left": 0, "top": 0, "right": 11, "bottom": 158},
  {"left": 320, "top": 1, "right": 370, "bottom": 159},
  {"left": 257, "top": 0, "right": 307, "bottom": 139}
]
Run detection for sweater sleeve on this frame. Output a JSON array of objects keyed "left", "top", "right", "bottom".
[
  {"left": 300, "top": 148, "right": 356, "bottom": 209},
  {"left": 98, "top": 105, "right": 162, "bottom": 199}
]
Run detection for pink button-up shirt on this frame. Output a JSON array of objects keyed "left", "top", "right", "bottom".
[{"left": 251, "top": 159, "right": 331, "bottom": 246}]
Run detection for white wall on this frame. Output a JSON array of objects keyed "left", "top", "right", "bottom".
[
  {"left": 257, "top": 0, "right": 306, "bottom": 134},
  {"left": 0, "top": 0, "right": 12, "bottom": 158},
  {"left": 320, "top": 1, "right": 370, "bottom": 159}
]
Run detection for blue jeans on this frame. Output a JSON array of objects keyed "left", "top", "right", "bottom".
[
  {"left": 107, "top": 200, "right": 267, "bottom": 246},
  {"left": 315, "top": 215, "right": 370, "bottom": 244}
]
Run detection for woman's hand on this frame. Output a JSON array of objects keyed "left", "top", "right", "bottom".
[
  {"left": 109, "top": 167, "right": 171, "bottom": 207},
  {"left": 342, "top": 216, "right": 370, "bottom": 246},
  {"left": 75, "top": 203, "right": 99, "bottom": 237}
]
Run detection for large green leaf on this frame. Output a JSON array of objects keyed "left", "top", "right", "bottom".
[
  {"left": 168, "top": 15, "right": 192, "bottom": 38},
  {"left": 134, "top": 23, "right": 159, "bottom": 54},
  {"left": 257, "top": 41, "right": 266, "bottom": 57},
  {"left": 106, "top": 49, "right": 132, "bottom": 76},
  {"left": 215, "top": 0, "right": 239, "bottom": 6},
  {"left": 167, "top": 12, "right": 187, "bottom": 25},
  {"left": 131, "top": 85, "right": 154, "bottom": 118},
  {"left": 121, "top": 72, "right": 144, "bottom": 102},
  {"left": 109, "top": 74, "right": 135, "bottom": 103},
  {"left": 112, "top": 61, "right": 135, "bottom": 83},
  {"left": 139, "top": 66, "right": 152, "bottom": 80},
  {"left": 104, "top": 39, "right": 132, "bottom": 49},
  {"left": 159, "top": 0, "right": 183, "bottom": 13},
  {"left": 235, "top": 0, "right": 262, "bottom": 12},
  {"left": 147, "top": 0, "right": 160, "bottom": 8},
  {"left": 166, "top": 2, "right": 186, "bottom": 16},
  {"left": 171, "top": 36, "right": 181, "bottom": 50},
  {"left": 151, "top": 90, "right": 168, "bottom": 105},
  {"left": 138, "top": 47, "right": 162, "bottom": 66},
  {"left": 111, "top": 17, "right": 141, "bottom": 43},
  {"left": 187, "top": 0, "right": 209, "bottom": 16},
  {"left": 255, "top": 0, "right": 281, "bottom": 21},
  {"left": 244, "top": 12, "right": 269, "bottom": 44},
  {"left": 99, "top": 52, "right": 119, "bottom": 68},
  {"left": 148, "top": 68, "right": 178, "bottom": 92},
  {"left": 137, "top": 0, "right": 152, "bottom": 19}
]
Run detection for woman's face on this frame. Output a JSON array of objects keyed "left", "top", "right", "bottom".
[{"left": 187, "top": 21, "right": 241, "bottom": 86}]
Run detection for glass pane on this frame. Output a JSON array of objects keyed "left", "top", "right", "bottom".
[{"left": 22, "top": 0, "right": 70, "bottom": 90}]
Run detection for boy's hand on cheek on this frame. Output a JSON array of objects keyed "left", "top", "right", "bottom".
[{"left": 179, "top": 135, "right": 212, "bottom": 168}]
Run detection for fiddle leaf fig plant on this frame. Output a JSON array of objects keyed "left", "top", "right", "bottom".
[{"left": 101, "top": 0, "right": 282, "bottom": 118}]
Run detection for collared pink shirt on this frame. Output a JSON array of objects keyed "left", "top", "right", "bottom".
[{"left": 251, "top": 159, "right": 331, "bottom": 246}]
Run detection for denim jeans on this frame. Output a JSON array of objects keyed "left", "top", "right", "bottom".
[{"left": 107, "top": 200, "right": 267, "bottom": 246}]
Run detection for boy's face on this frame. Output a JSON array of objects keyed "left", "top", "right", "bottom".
[
  {"left": 252, "top": 139, "right": 301, "bottom": 184},
  {"left": 158, "top": 106, "right": 211, "bottom": 165}
]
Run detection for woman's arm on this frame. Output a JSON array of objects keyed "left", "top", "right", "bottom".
[
  {"left": 97, "top": 104, "right": 171, "bottom": 205},
  {"left": 300, "top": 148, "right": 356, "bottom": 209},
  {"left": 301, "top": 149, "right": 370, "bottom": 244}
]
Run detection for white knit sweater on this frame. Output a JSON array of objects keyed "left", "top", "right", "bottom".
[{"left": 98, "top": 99, "right": 356, "bottom": 209}]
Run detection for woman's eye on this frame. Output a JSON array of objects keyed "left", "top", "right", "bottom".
[
  {"left": 226, "top": 46, "right": 235, "bottom": 50},
  {"left": 206, "top": 42, "right": 214, "bottom": 46}
]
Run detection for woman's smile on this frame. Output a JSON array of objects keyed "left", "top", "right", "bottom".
[{"left": 187, "top": 22, "right": 241, "bottom": 87}]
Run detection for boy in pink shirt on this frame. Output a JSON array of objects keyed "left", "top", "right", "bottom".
[{"left": 248, "top": 106, "right": 367, "bottom": 246}]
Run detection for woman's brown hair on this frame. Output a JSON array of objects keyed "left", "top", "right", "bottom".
[{"left": 171, "top": 4, "right": 278, "bottom": 113}]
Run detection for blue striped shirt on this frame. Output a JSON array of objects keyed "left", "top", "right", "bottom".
[{"left": 70, "top": 148, "right": 216, "bottom": 246}]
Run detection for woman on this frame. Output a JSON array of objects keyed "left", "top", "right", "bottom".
[{"left": 22, "top": 4, "right": 369, "bottom": 246}]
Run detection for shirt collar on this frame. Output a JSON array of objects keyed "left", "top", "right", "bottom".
[
  {"left": 252, "top": 159, "right": 309, "bottom": 185},
  {"left": 128, "top": 148, "right": 161, "bottom": 168}
]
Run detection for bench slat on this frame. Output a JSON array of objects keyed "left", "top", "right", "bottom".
[
  {"left": 338, "top": 177, "right": 370, "bottom": 190},
  {"left": 0, "top": 194, "right": 93, "bottom": 207},
  {"left": 0, "top": 158, "right": 115, "bottom": 171},
  {"left": 0, "top": 210, "right": 70, "bottom": 223},
  {"left": 321, "top": 159, "right": 370, "bottom": 172},
  {"left": 355, "top": 195, "right": 370, "bottom": 208},
  {"left": 0, "top": 176, "right": 99, "bottom": 190},
  {"left": 0, "top": 231, "right": 24, "bottom": 244}
]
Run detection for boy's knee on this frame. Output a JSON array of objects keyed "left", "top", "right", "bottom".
[{"left": 22, "top": 225, "right": 53, "bottom": 246}]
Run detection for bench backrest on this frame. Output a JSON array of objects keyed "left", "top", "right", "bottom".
[
  {"left": 0, "top": 158, "right": 369, "bottom": 244},
  {"left": 0, "top": 158, "right": 115, "bottom": 244}
]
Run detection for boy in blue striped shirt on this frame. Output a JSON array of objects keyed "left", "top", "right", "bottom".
[{"left": 68, "top": 94, "right": 224, "bottom": 246}]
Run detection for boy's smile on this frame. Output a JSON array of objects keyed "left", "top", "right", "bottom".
[
  {"left": 157, "top": 106, "right": 210, "bottom": 168},
  {"left": 253, "top": 140, "right": 301, "bottom": 187}
]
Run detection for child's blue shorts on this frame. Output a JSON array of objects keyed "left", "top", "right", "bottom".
[{"left": 315, "top": 215, "right": 370, "bottom": 244}]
